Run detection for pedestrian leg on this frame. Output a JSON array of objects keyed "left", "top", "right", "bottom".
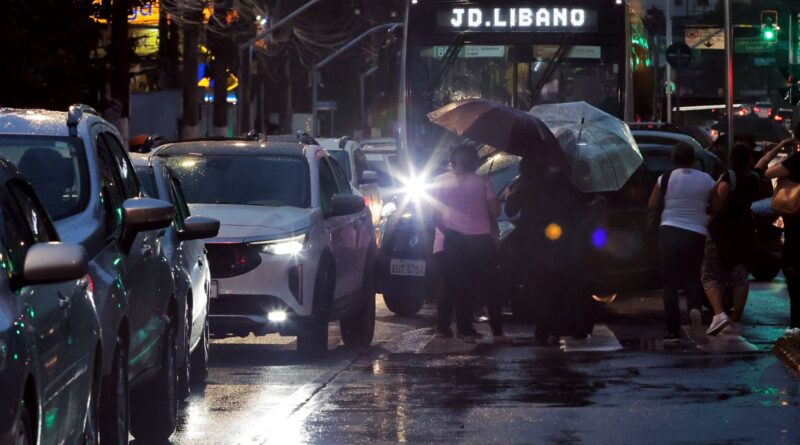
[
  {"left": 731, "top": 284, "right": 749, "bottom": 323},
  {"left": 436, "top": 254, "right": 455, "bottom": 334},
  {"left": 685, "top": 232, "right": 707, "bottom": 312}
]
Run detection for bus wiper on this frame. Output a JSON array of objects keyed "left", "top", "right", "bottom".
[
  {"left": 427, "top": 34, "right": 465, "bottom": 99},
  {"left": 530, "top": 44, "right": 572, "bottom": 103}
]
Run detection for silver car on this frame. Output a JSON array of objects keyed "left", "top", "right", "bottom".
[{"left": 152, "top": 139, "right": 378, "bottom": 357}]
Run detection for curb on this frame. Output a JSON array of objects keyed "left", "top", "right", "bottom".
[{"left": 773, "top": 334, "right": 800, "bottom": 376}]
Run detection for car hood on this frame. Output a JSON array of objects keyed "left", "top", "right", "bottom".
[{"left": 189, "top": 204, "right": 317, "bottom": 240}]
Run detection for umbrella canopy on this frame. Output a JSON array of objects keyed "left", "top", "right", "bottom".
[
  {"left": 711, "top": 115, "right": 791, "bottom": 143},
  {"left": 427, "top": 99, "right": 560, "bottom": 157},
  {"left": 530, "top": 102, "right": 643, "bottom": 193}
]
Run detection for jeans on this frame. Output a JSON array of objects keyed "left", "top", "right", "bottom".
[
  {"left": 438, "top": 230, "right": 503, "bottom": 336},
  {"left": 783, "top": 219, "right": 800, "bottom": 328},
  {"left": 660, "top": 225, "right": 706, "bottom": 335}
]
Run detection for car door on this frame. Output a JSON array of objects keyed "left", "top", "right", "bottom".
[
  {"left": 100, "top": 133, "right": 169, "bottom": 373},
  {"left": 0, "top": 182, "right": 78, "bottom": 442},
  {"left": 329, "top": 157, "right": 366, "bottom": 295},
  {"left": 167, "top": 170, "right": 207, "bottom": 345},
  {"left": 318, "top": 157, "right": 356, "bottom": 300}
]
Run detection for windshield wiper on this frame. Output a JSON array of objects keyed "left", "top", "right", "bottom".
[
  {"left": 426, "top": 34, "right": 465, "bottom": 100},
  {"left": 530, "top": 43, "right": 572, "bottom": 104}
]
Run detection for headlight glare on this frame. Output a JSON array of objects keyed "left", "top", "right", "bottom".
[{"left": 253, "top": 234, "right": 307, "bottom": 255}]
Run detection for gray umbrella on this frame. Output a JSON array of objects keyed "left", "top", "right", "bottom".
[{"left": 529, "top": 102, "right": 643, "bottom": 192}]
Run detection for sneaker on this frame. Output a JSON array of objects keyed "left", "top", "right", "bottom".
[
  {"left": 785, "top": 327, "right": 800, "bottom": 337},
  {"left": 663, "top": 333, "right": 681, "bottom": 343},
  {"left": 706, "top": 313, "right": 731, "bottom": 336},
  {"left": 434, "top": 329, "right": 454, "bottom": 339},
  {"left": 689, "top": 308, "right": 702, "bottom": 328}
]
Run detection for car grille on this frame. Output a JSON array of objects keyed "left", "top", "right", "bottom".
[{"left": 206, "top": 243, "right": 262, "bottom": 279}]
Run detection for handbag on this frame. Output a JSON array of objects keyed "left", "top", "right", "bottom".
[{"left": 771, "top": 177, "right": 800, "bottom": 217}]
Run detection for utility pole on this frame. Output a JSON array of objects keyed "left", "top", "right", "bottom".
[
  {"left": 666, "top": 0, "right": 673, "bottom": 123},
  {"left": 311, "top": 23, "right": 403, "bottom": 136},
  {"left": 724, "top": 0, "right": 734, "bottom": 157}
]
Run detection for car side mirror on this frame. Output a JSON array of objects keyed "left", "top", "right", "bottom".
[
  {"left": 328, "top": 194, "right": 365, "bottom": 217},
  {"left": 120, "top": 197, "right": 175, "bottom": 252},
  {"left": 23, "top": 242, "right": 89, "bottom": 284},
  {"left": 179, "top": 216, "right": 220, "bottom": 241},
  {"left": 359, "top": 170, "right": 379, "bottom": 185}
]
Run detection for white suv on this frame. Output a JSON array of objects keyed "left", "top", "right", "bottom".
[{"left": 152, "top": 138, "right": 377, "bottom": 356}]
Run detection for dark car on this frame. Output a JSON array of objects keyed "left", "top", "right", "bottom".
[
  {"left": 0, "top": 159, "right": 99, "bottom": 444},
  {"left": 132, "top": 154, "right": 219, "bottom": 396},
  {"left": 0, "top": 105, "right": 178, "bottom": 444}
]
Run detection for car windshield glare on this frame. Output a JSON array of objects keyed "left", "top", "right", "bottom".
[
  {"left": 0, "top": 135, "right": 89, "bottom": 220},
  {"left": 164, "top": 154, "right": 310, "bottom": 208}
]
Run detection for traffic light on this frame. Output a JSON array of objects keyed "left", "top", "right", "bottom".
[{"left": 761, "top": 10, "right": 778, "bottom": 43}]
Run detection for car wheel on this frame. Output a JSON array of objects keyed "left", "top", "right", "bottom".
[
  {"left": 178, "top": 304, "right": 191, "bottom": 400},
  {"left": 99, "top": 336, "right": 129, "bottom": 445},
  {"left": 298, "top": 261, "right": 332, "bottom": 359},
  {"left": 83, "top": 356, "right": 101, "bottom": 445},
  {"left": 130, "top": 317, "right": 178, "bottom": 442},
  {"left": 340, "top": 259, "right": 376, "bottom": 347},
  {"left": 383, "top": 292, "right": 425, "bottom": 317},
  {"left": 14, "top": 402, "right": 34, "bottom": 445},
  {"left": 190, "top": 318, "right": 210, "bottom": 385}
]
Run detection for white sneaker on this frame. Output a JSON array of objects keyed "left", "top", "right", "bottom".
[
  {"left": 706, "top": 313, "right": 730, "bottom": 336},
  {"left": 690, "top": 308, "right": 702, "bottom": 328},
  {"left": 785, "top": 327, "right": 800, "bottom": 337}
]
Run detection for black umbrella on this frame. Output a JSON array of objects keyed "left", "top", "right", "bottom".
[
  {"left": 712, "top": 115, "right": 791, "bottom": 143},
  {"left": 427, "top": 99, "right": 560, "bottom": 157}
]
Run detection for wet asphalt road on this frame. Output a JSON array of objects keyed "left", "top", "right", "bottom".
[{"left": 166, "top": 280, "right": 800, "bottom": 445}]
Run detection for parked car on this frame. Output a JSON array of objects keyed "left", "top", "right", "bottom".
[
  {"left": 152, "top": 138, "right": 377, "bottom": 357},
  {"left": 131, "top": 154, "right": 220, "bottom": 397},
  {"left": 0, "top": 105, "right": 179, "bottom": 444},
  {"left": 0, "top": 159, "right": 99, "bottom": 445},
  {"left": 316, "top": 137, "right": 383, "bottom": 227}
]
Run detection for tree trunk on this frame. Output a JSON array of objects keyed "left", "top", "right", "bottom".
[
  {"left": 182, "top": 20, "right": 200, "bottom": 139},
  {"left": 110, "top": 0, "right": 130, "bottom": 142},
  {"left": 238, "top": 47, "right": 251, "bottom": 135}
]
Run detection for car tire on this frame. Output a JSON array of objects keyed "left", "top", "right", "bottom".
[
  {"left": 83, "top": 355, "right": 101, "bottom": 445},
  {"left": 99, "top": 335, "right": 129, "bottom": 445},
  {"left": 15, "top": 401, "right": 34, "bottom": 445},
  {"left": 340, "top": 258, "right": 376, "bottom": 347},
  {"left": 178, "top": 303, "right": 191, "bottom": 400},
  {"left": 130, "top": 317, "right": 178, "bottom": 442},
  {"left": 751, "top": 259, "right": 780, "bottom": 282},
  {"left": 190, "top": 318, "right": 210, "bottom": 385},
  {"left": 298, "top": 261, "right": 332, "bottom": 359},
  {"left": 383, "top": 292, "right": 425, "bottom": 317}
]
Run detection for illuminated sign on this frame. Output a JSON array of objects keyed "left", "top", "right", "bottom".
[{"left": 437, "top": 7, "right": 598, "bottom": 32}]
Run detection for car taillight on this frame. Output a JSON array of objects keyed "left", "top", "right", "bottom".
[
  {"left": 753, "top": 107, "right": 761, "bottom": 113},
  {"left": 774, "top": 114, "right": 784, "bottom": 122},
  {"left": 87, "top": 274, "right": 95, "bottom": 294}
]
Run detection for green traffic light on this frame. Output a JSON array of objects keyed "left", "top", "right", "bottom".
[{"left": 762, "top": 25, "right": 777, "bottom": 42}]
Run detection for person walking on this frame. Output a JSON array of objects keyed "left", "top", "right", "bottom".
[
  {"left": 505, "top": 157, "right": 596, "bottom": 344},
  {"left": 702, "top": 144, "right": 762, "bottom": 335},
  {"left": 648, "top": 142, "right": 719, "bottom": 342},
  {"left": 432, "top": 143, "right": 508, "bottom": 343},
  {"left": 755, "top": 125, "right": 800, "bottom": 331}
]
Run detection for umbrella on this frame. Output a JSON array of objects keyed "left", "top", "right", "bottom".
[
  {"left": 427, "top": 99, "right": 560, "bottom": 157},
  {"left": 530, "top": 101, "right": 643, "bottom": 193},
  {"left": 711, "top": 115, "right": 791, "bottom": 143}
]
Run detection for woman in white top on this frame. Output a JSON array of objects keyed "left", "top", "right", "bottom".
[{"left": 648, "top": 142, "right": 720, "bottom": 342}]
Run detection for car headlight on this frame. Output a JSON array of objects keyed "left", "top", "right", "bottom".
[
  {"left": 401, "top": 176, "right": 431, "bottom": 202},
  {"left": 252, "top": 234, "right": 307, "bottom": 255}
]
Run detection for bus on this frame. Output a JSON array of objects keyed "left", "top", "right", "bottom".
[{"left": 397, "top": 0, "right": 651, "bottom": 165}]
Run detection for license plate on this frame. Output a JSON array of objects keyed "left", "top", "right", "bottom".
[
  {"left": 210, "top": 280, "right": 218, "bottom": 298},
  {"left": 390, "top": 259, "right": 426, "bottom": 277}
]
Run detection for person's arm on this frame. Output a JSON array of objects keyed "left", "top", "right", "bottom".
[
  {"left": 709, "top": 179, "right": 728, "bottom": 216},
  {"left": 484, "top": 177, "right": 501, "bottom": 219},
  {"left": 647, "top": 181, "right": 661, "bottom": 213},
  {"left": 756, "top": 137, "right": 797, "bottom": 176}
]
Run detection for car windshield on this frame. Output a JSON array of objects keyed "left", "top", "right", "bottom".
[
  {"left": 328, "top": 151, "right": 351, "bottom": 181},
  {"left": 164, "top": 154, "right": 310, "bottom": 207},
  {"left": 477, "top": 152, "right": 520, "bottom": 195},
  {"left": 135, "top": 166, "right": 159, "bottom": 198},
  {"left": 0, "top": 135, "right": 89, "bottom": 220},
  {"left": 364, "top": 153, "right": 396, "bottom": 188}
]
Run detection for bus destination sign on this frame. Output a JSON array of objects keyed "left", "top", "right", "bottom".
[{"left": 437, "top": 7, "right": 599, "bottom": 33}]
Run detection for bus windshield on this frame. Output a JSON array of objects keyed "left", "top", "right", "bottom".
[{"left": 409, "top": 44, "right": 622, "bottom": 113}]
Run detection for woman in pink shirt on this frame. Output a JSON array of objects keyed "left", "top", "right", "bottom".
[{"left": 432, "top": 143, "right": 507, "bottom": 343}]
